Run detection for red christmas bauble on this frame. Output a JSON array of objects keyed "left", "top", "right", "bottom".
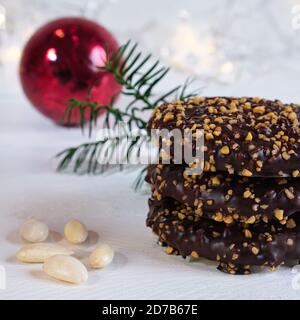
[{"left": 20, "top": 17, "right": 121, "bottom": 126}]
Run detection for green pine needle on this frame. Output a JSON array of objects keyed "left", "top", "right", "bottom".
[{"left": 57, "top": 41, "right": 201, "bottom": 188}]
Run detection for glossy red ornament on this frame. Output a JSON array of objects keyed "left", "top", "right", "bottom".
[{"left": 20, "top": 17, "right": 121, "bottom": 126}]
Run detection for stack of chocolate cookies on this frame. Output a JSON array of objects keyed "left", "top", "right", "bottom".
[{"left": 146, "top": 97, "right": 300, "bottom": 274}]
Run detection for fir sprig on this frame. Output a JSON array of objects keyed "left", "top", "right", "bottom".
[
  {"left": 57, "top": 123, "right": 149, "bottom": 171},
  {"left": 57, "top": 41, "right": 200, "bottom": 186},
  {"left": 62, "top": 41, "right": 199, "bottom": 134}
]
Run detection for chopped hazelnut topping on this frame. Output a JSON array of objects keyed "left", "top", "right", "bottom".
[
  {"left": 211, "top": 176, "right": 221, "bottom": 186},
  {"left": 286, "top": 218, "right": 296, "bottom": 229},
  {"left": 220, "top": 146, "right": 230, "bottom": 155},
  {"left": 241, "top": 169, "right": 253, "bottom": 177},
  {"left": 274, "top": 209, "right": 284, "bottom": 221},
  {"left": 232, "top": 253, "right": 239, "bottom": 260},
  {"left": 243, "top": 190, "right": 252, "bottom": 198},
  {"left": 282, "top": 152, "right": 290, "bottom": 161},
  {"left": 244, "top": 229, "right": 252, "bottom": 238},
  {"left": 205, "top": 133, "right": 214, "bottom": 140},
  {"left": 178, "top": 212, "right": 185, "bottom": 220},
  {"left": 260, "top": 204, "right": 269, "bottom": 210},
  {"left": 191, "top": 251, "right": 200, "bottom": 258},
  {"left": 245, "top": 216, "right": 256, "bottom": 224},
  {"left": 292, "top": 170, "right": 300, "bottom": 177},
  {"left": 165, "top": 246, "right": 174, "bottom": 254},
  {"left": 284, "top": 189, "right": 295, "bottom": 200},
  {"left": 163, "top": 112, "right": 174, "bottom": 122},
  {"left": 223, "top": 215, "right": 233, "bottom": 224},
  {"left": 214, "top": 212, "right": 223, "bottom": 222},
  {"left": 245, "top": 132, "right": 253, "bottom": 142},
  {"left": 256, "top": 160, "right": 263, "bottom": 168},
  {"left": 253, "top": 106, "right": 265, "bottom": 113}
]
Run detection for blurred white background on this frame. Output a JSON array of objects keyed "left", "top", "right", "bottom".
[{"left": 1, "top": 0, "right": 300, "bottom": 103}]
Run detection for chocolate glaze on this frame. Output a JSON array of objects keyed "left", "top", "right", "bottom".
[
  {"left": 146, "top": 164, "right": 300, "bottom": 223},
  {"left": 148, "top": 97, "right": 300, "bottom": 178},
  {"left": 147, "top": 197, "right": 300, "bottom": 274}
]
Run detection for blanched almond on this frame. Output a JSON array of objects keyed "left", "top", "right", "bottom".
[
  {"left": 20, "top": 219, "right": 49, "bottom": 243},
  {"left": 16, "top": 243, "right": 74, "bottom": 263},
  {"left": 89, "top": 244, "right": 114, "bottom": 269},
  {"left": 43, "top": 255, "right": 88, "bottom": 284},
  {"left": 64, "top": 219, "right": 88, "bottom": 244}
]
